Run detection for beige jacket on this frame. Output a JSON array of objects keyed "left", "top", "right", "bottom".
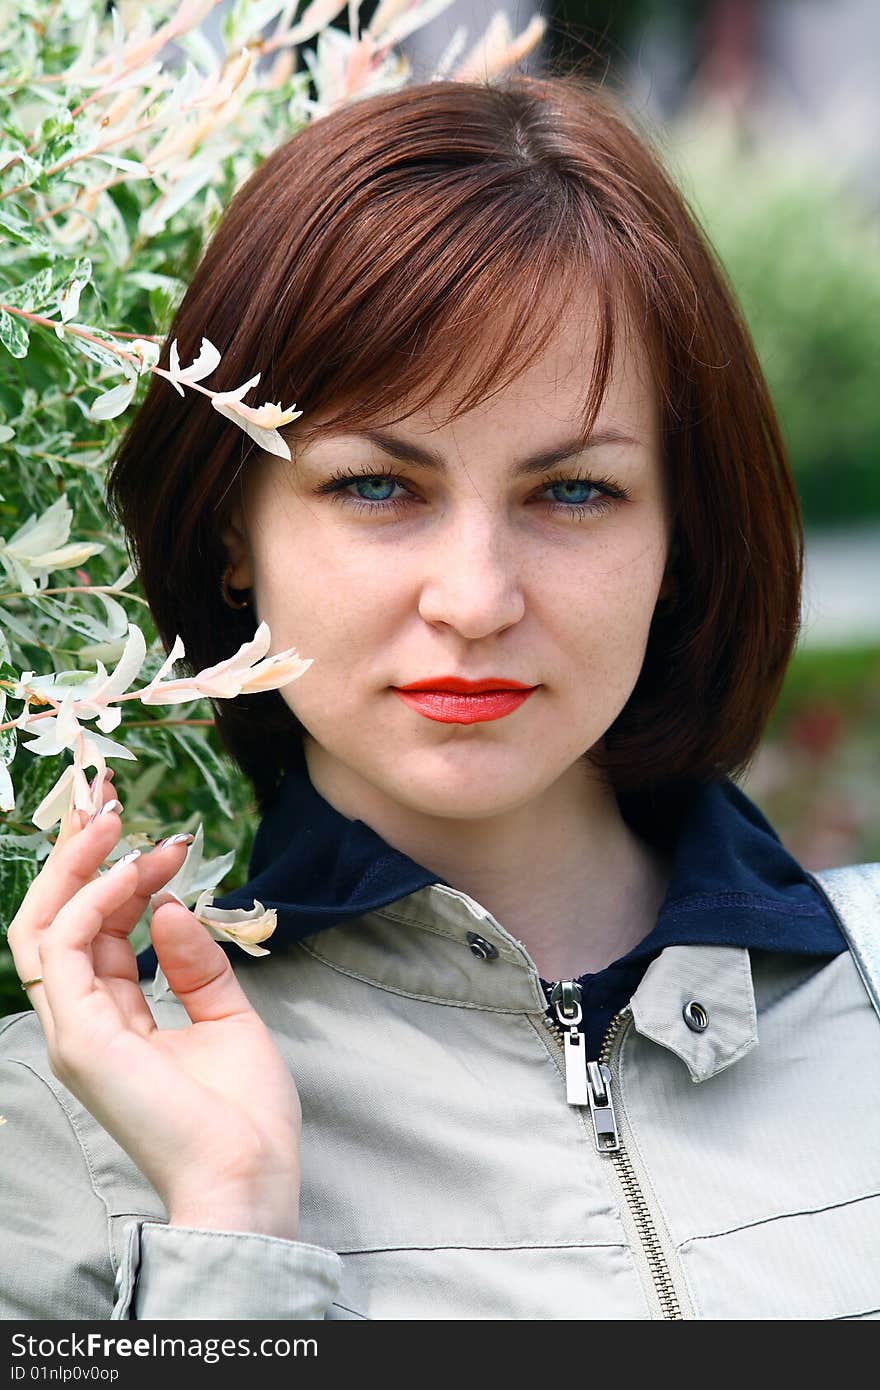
[{"left": 1, "top": 870, "right": 879, "bottom": 1321}]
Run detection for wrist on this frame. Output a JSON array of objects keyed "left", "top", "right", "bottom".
[
  {"left": 164, "top": 1162, "right": 301, "bottom": 1241},
  {"left": 167, "top": 1205, "right": 300, "bottom": 1241}
]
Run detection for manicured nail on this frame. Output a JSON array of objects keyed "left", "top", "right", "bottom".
[
  {"left": 154, "top": 833, "right": 195, "bottom": 849},
  {"left": 110, "top": 849, "right": 141, "bottom": 871},
  {"left": 93, "top": 798, "right": 123, "bottom": 821}
]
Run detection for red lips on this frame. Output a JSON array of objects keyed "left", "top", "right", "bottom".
[
  {"left": 395, "top": 676, "right": 535, "bottom": 693},
  {"left": 391, "top": 677, "right": 538, "bottom": 725}
]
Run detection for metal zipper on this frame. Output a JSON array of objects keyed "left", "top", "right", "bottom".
[{"left": 545, "top": 981, "right": 684, "bottom": 1320}]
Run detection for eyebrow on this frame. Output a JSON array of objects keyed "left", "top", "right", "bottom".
[{"left": 303, "top": 426, "right": 640, "bottom": 476}]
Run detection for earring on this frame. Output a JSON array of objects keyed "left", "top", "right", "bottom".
[{"left": 221, "top": 563, "right": 251, "bottom": 610}]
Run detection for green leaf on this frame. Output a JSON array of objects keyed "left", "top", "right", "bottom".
[
  {"left": 0, "top": 205, "right": 28, "bottom": 237},
  {"left": 2, "top": 265, "right": 56, "bottom": 313},
  {"left": 0, "top": 684, "right": 16, "bottom": 772},
  {"left": 66, "top": 328, "right": 125, "bottom": 373},
  {"left": 0, "top": 832, "right": 44, "bottom": 937},
  {"left": 0, "top": 309, "right": 29, "bottom": 358},
  {"left": 27, "top": 592, "right": 120, "bottom": 645},
  {"left": 166, "top": 724, "right": 236, "bottom": 820}
]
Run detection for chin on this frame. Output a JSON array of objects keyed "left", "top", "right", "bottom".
[{"left": 381, "top": 745, "right": 557, "bottom": 821}]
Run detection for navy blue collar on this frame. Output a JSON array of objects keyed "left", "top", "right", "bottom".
[{"left": 137, "top": 761, "right": 844, "bottom": 981}]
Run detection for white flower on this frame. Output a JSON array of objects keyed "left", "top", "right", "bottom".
[
  {"left": 192, "top": 889, "right": 277, "bottom": 956},
  {"left": 129, "top": 338, "right": 161, "bottom": 374},
  {"left": 138, "top": 620, "right": 312, "bottom": 704},
  {"left": 148, "top": 822, "right": 236, "bottom": 908},
  {"left": 23, "top": 623, "right": 148, "bottom": 728},
  {"left": 210, "top": 375, "right": 301, "bottom": 460},
  {"left": 0, "top": 495, "right": 104, "bottom": 595},
  {"left": 166, "top": 336, "right": 222, "bottom": 396}
]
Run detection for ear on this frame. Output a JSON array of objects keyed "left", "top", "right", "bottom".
[{"left": 219, "top": 505, "right": 254, "bottom": 590}]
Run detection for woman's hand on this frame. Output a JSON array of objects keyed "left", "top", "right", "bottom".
[{"left": 6, "top": 771, "right": 302, "bottom": 1241}]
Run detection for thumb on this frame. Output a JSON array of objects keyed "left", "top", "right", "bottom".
[{"left": 149, "top": 897, "right": 254, "bottom": 1024}]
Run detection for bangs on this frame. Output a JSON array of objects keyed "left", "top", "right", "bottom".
[{"left": 260, "top": 172, "right": 633, "bottom": 459}]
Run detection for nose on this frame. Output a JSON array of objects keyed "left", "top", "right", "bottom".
[{"left": 417, "top": 513, "right": 526, "bottom": 640}]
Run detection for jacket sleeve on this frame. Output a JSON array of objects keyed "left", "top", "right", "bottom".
[
  {"left": 0, "top": 1012, "right": 343, "bottom": 1321},
  {"left": 112, "top": 1220, "right": 344, "bottom": 1320}
]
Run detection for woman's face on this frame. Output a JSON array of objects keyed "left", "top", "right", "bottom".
[{"left": 222, "top": 306, "right": 672, "bottom": 820}]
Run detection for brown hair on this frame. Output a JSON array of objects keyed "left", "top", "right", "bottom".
[{"left": 106, "top": 73, "right": 803, "bottom": 814}]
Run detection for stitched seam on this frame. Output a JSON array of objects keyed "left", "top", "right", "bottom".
[
  {"left": 677, "top": 1188, "right": 880, "bottom": 1245},
  {"left": 143, "top": 1224, "right": 341, "bottom": 1258},
  {"left": 0, "top": 1012, "right": 32, "bottom": 1040},
  {"left": 295, "top": 939, "right": 537, "bottom": 1013},
  {"left": 342, "top": 907, "right": 464, "bottom": 945},
  {"left": 5, "top": 1057, "right": 120, "bottom": 1278},
  {"left": 332, "top": 1240, "right": 629, "bottom": 1254},
  {"left": 330, "top": 1300, "right": 368, "bottom": 1318},
  {"left": 371, "top": 904, "right": 523, "bottom": 966},
  {"left": 353, "top": 858, "right": 416, "bottom": 896},
  {"left": 663, "top": 893, "right": 825, "bottom": 916}
]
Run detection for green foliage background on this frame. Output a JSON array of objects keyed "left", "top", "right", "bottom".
[{"left": 668, "top": 121, "right": 880, "bottom": 526}]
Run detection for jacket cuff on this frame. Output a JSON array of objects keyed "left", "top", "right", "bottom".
[{"left": 111, "top": 1219, "right": 343, "bottom": 1321}]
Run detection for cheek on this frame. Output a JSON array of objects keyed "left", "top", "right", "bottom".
[
  {"left": 254, "top": 523, "right": 403, "bottom": 642},
  {"left": 559, "top": 543, "right": 665, "bottom": 686}
]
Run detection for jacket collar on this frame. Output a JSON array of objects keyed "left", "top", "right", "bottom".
[
  {"left": 137, "top": 758, "right": 845, "bottom": 1081},
  {"left": 139, "top": 758, "right": 844, "bottom": 967},
  {"left": 202, "top": 758, "right": 843, "bottom": 956}
]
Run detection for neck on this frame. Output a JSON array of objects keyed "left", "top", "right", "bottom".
[{"left": 302, "top": 739, "right": 671, "bottom": 980}]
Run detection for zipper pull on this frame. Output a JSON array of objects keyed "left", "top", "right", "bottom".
[
  {"left": 586, "top": 1060, "right": 620, "bottom": 1153},
  {"left": 550, "top": 981, "right": 590, "bottom": 1106}
]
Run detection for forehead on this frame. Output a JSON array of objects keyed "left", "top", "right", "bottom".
[{"left": 292, "top": 300, "right": 658, "bottom": 460}]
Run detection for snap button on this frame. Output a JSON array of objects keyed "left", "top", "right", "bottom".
[
  {"left": 683, "top": 999, "right": 709, "bottom": 1032},
  {"left": 466, "top": 931, "right": 499, "bottom": 961}
]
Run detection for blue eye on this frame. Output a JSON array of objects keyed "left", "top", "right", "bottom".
[
  {"left": 352, "top": 476, "right": 400, "bottom": 502},
  {"left": 544, "top": 480, "right": 600, "bottom": 508},
  {"left": 317, "top": 468, "right": 627, "bottom": 519}
]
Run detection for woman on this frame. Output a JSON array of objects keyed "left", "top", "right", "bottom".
[{"left": 2, "top": 73, "right": 879, "bottom": 1322}]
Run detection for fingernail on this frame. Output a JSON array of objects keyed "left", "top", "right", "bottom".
[
  {"left": 110, "top": 849, "right": 141, "bottom": 871},
  {"left": 154, "top": 833, "right": 195, "bottom": 849},
  {"left": 92, "top": 798, "right": 123, "bottom": 821}
]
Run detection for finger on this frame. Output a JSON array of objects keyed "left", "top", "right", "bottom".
[
  {"left": 88, "top": 837, "right": 197, "bottom": 1004},
  {"left": 149, "top": 899, "right": 258, "bottom": 1025},
  {"left": 36, "top": 852, "right": 147, "bottom": 1048},
  {"left": 9, "top": 785, "right": 123, "bottom": 946},
  {"left": 95, "top": 835, "right": 196, "bottom": 946},
  {"left": 5, "top": 797, "right": 124, "bottom": 1013},
  {"left": 37, "top": 835, "right": 197, "bottom": 1044}
]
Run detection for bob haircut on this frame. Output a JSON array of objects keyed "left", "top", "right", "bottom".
[{"left": 106, "top": 73, "right": 803, "bottom": 817}]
